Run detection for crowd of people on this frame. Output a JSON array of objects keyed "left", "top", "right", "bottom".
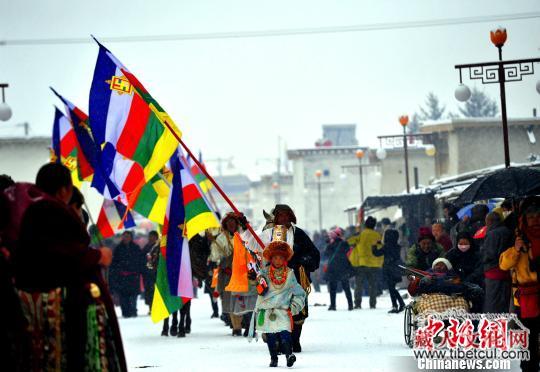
[
  {"left": 312, "top": 200, "right": 540, "bottom": 372},
  {"left": 2, "top": 162, "right": 540, "bottom": 371},
  {"left": 0, "top": 163, "right": 323, "bottom": 369}
]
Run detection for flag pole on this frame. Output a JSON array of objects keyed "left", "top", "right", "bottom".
[{"left": 162, "top": 120, "right": 265, "bottom": 250}]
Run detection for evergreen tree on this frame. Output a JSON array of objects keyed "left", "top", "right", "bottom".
[
  {"left": 458, "top": 87, "right": 499, "bottom": 117},
  {"left": 419, "top": 92, "right": 446, "bottom": 121},
  {"left": 407, "top": 113, "right": 422, "bottom": 134}
]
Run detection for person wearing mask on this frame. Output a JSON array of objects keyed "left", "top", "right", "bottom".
[
  {"left": 445, "top": 232, "right": 484, "bottom": 312},
  {"left": 348, "top": 216, "right": 383, "bottom": 309},
  {"left": 110, "top": 230, "right": 146, "bottom": 318},
  {"left": 14, "top": 163, "right": 126, "bottom": 371},
  {"left": 482, "top": 212, "right": 513, "bottom": 313},
  {"left": 324, "top": 227, "right": 354, "bottom": 311},
  {"left": 372, "top": 229, "right": 405, "bottom": 313},
  {"left": 499, "top": 198, "right": 540, "bottom": 372},
  {"left": 406, "top": 227, "right": 444, "bottom": 271}
]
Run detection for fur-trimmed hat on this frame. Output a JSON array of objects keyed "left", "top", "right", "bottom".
[
  {"left": 263, "top": 241, "right": 294, "bottom": 261},
  {"left": 271, "top": 204, "right": 297, "bottom": 225},
  {"left": 221, "top": 212, "right": 240, "bottom": 231},
  {"left": 432, "top": 258, "right": 453, "bottom": 271}
]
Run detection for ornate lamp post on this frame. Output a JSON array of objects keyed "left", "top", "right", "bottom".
[
  {"left": 0, "top": 83, "right": 12, "bottom": 121},
  {"left": 377, "top": 121, "right": 434, "bottom": 193},
  {"left": 454, "top": 27, "right": 540, "bottom": 168},
  {"left": 399, "top": 115, "right": 410, "bottom": 193},
  {"left": 341, "top": 149, "right": 376, "bottom": 204}
]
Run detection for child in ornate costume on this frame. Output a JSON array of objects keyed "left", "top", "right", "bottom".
[{"left": 251, "top": 226, "right": 306, "bottom": 368}]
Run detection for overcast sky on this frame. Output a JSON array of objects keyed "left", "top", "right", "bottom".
[{"left": 1, "top": 0, "right": 539, "bottom": 179}]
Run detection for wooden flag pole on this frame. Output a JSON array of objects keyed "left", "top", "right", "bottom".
[{"left": 162, "top": 120, "right": 265, "bottom": 250}]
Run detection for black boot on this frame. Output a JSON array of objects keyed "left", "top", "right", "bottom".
[
  {"left": 177, "top": 324, "right": 186, "bottom": 338},
  {"left": 282, "top": 339, "right": 296, "bottom": 368},
  {"left": 345, "top": 289, "right": 353, "bottom": 311},
  {"left": 291, "top": 325, "right": 302, "bottom": 353},
  {"left": 170, "top": 312, "right": 178, "bottom": 336},
  {"left": 161, "top": 318, "right": 169, "bottom": 336},
  {"left": 267, "top": 336, "right": 279, "bottom": 367},
  {"left": 185, "top": 317, "right": 191, "bottom": 334},
  {"left": 232, "top": 329, "right": 242, "bottom": 336},
  {"left": 328, "top": 290, "right": 336, "bottom": 311}
]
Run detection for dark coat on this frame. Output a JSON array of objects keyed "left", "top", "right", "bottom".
[
  {"left": 110, "top": 241, "right": 145, "bottom": 295},
  {"left": 481, "top": 222, "right": 514, "bottom": 273},
  {"left": 445, "top": 247, "right": 483, "bottom": 286},
  {"left": 289, "top": 227, "right": 321, "bottom": 281},
  {"left": 324, "top": 238, "right": 353, "bottom": 282},
  {"left": 14, "top": 197, "right": 127, "bottom": 372},
  {"left": 372, "top": 230, "right": 404, "bottom": 283},
  {"left": 189, "top": 234, "right": 211, "bottom": 283},
  {"left": 289, "top": 226, "right": 320, "bottom": 321}
]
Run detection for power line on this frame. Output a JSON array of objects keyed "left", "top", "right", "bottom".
[{"left": 1, "top": 12, "right": 539, "bottom": 46}]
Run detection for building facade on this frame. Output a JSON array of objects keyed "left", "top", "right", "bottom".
[{"left": 421, "top": 117, "right": 540, "bottom": 177}]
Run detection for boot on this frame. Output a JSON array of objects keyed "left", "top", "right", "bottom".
[
  {"left": 185, "top": 317, "right": 191, "bottom": 334},
  {"left": 282, "top": 338, "right": 296, "bottom": 368},
  {"left": 211, "top": 300, "right": 219, "bottom": 318},
  {"left": 291, "top": 326, "right": 302, "bottom": 353},
  {"left": 170, "top": 312, "right": 178, "bottom": 336},
  {"left": 232, "top": 329, "right": 242, "bottom": 336},
  {"left": 161, "top": 319, "right": 169, "bottom": 337},
  {"left": 345, "top": 289, "right": 353, "bottom": 311},
  {"left": 388, "top": 307, "right": 399, "bottom": 314},
  {"left": 267, "top": 336, "right": 279, "bottom": 367},
  {"left": 177, "top": 325, "right": 186, "bottom": 338},
  {"left": 397, "top": 304, "right": 405, "bottom": 313},
  {"left": 328, "top": 290, "right": 336, "bottom": 311}
]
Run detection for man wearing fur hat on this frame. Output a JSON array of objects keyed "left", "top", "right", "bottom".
[
  {"left": 258, "top": 204, "right": 320, "bottom": 353},
  {"left": 253, "top": 226, "right": 306, "bottom": 368}
]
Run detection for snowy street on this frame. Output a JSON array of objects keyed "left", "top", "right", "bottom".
[{"left": 120, "top": 287, "right": 414, "bottom": 372}]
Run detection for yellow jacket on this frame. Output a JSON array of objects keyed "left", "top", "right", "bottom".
[
  {"left": 348, "top": 228, "right": 383, "bottom": 268},
  {"left": 499, "top": 246, "right": 538, "bottom": 285}
]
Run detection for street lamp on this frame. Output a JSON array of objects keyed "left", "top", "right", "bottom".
[
  {"left": 315, "top": 170, "right": 323, "bottom": 231},
  {"left": 0, "top": 83, "right": 12, "bottom": 122},
  {"left": 399, "top": 115, "right": 411, "bottom": 193},
  {"left": 454, "top": 27, "right": 540, "bottom": 168},
  {"left": 356, "top": 149, "right": 365, "bottom": 203}
]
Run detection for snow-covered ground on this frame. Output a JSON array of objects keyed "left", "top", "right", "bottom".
[{"left": 118, "top": 287, "right": 520, "bottom": 371}]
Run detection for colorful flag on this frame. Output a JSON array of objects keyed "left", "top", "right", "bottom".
[
  {"left": 179, "top": 155, "right": 220, "bottom": 240},
  {"left": 51, "top": 107, "right": 81, "bottom": 187},
  {"left": 151, "top": 151, "right": 192, "bottom": 323},
  {"left": 50, "top": 88, "right": 121, "bottom": 198},
  {"left": 131, "top": 173, "right": 169, "bottom": 224},
  {"left": 96, "top": 199, "right": 136, "bottom": 239},
  {"left": 186, "top": 152, "right": 213, "bottom": 193},
  {"left": 89, "top": 38, "right": 181, "bottom": 191}
]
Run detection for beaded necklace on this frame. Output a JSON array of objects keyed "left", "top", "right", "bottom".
[{"left": 269, "top": 265, "right": 288, "bottom": 287}]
